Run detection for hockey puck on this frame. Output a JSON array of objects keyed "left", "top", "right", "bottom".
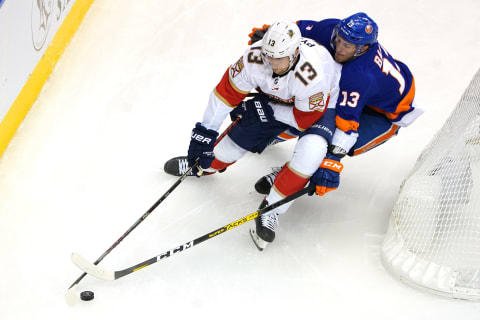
[{"left": 80, "top": 290, "right": 94, "bottom": 301}]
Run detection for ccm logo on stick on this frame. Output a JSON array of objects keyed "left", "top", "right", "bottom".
[{"left": 192, "top": 133, "right": 212, "bottom": 144}]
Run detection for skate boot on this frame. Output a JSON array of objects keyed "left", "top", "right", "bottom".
[
  {"left": 254, "top": 167, "right": 281, "bottom": 194},
  {"left": 163, "top": 156, "right": 225, "bottom": 176},
  {"left": 250, "top": 199, "right": 279, "bottom": 251},
  {"left": 163, "top": 156, "right": 196, "bottom": 176}
]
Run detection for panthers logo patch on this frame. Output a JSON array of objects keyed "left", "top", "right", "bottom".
[
  {"left": 309, "top": 92, "right": 326, "bottom": 111},
  {"left": 230, "top": 56, "right": 244, "bottom": 78}
]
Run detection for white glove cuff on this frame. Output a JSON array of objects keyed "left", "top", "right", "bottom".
[{"left": 332, "top": 129, "right": 358, "bottom": 152}]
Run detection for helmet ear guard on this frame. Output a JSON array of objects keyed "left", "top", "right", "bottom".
[{"left": 330, "top": 12, "right": 378, "bottom": 57}]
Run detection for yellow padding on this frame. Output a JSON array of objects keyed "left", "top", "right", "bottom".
[{"left": 0, "top": 0, "right": 95, "bottom": 158}]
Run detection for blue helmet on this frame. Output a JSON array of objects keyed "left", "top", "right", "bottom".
[{"left": 331, "top": 12, "right": 378, "bottom": 56}]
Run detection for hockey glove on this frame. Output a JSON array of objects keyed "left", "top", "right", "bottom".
[
  {"left": 188, "top": 123, "right": 219, "bottom": 176},
  {"left": 308, "top": 153, "right": 343, "bottom": 196},
  {"left": 248, "top": 24, "right": 270, "bottom": 45},
  {"left": 229, "top": 95, "right": 275, "bottom": 126}
]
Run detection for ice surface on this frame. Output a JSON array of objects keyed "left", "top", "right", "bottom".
[{"left": 1, "top": 0, "right": 480, "bottom": 319}]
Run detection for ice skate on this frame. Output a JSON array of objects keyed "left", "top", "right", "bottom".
[
  {"left": 250, "top": 199, "right": 279, "bottom": 251},
  {"left": 254, "top": 167, "right": 281, "bottom": 194},
  {"left": 163, "top": 156, "right": 196, "bottom": 176},
  {"left": 163, "top": 156, "right": 225, "bottom": 176}
]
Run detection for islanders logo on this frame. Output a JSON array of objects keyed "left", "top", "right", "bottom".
[{"left": 365, "top": 24, "right": 373, "bottom": 34}]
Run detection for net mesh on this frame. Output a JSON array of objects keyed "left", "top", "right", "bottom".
[{"left": 382, "top": 68, "right": 480, "bottom": 300}]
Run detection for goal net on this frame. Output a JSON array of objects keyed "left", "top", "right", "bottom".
[{"left": 381, "top": 68, "right": 480, "bottom": 301}]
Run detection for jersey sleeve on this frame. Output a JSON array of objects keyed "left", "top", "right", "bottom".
[
  {"left": 334, "top": 70, "right": 372, "bottom": 134},
  {"left": 257, "top": 39, "right": 338, "bottom": 131},
  {"left": 293, "top": 89, "right": 332, "bottom": 131},
  {"left": 297, "top": 19, "right": 341, "bottom": 50},
  {"left": 201, "top": 49, "right": 258, "bottom": 131},
  {"left": 270, "top": 86, "right": 334, "bottom": 132},
  {"left": 293, "top": 55, "right": 341, "bottom": 131},
  {"left": 214, "top": 53, "right": 256, "bottom": 107},
  {"left": 296, "top": 20, "right": 318, "bottom": 36}
]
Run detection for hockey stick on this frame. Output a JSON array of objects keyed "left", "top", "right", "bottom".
[
  {"left": 66, "top": 160, "right": 198, "bottom": 301},
  {"left": 66, "top": 118, "right": 240, "bottom": 302},
  {"left": 71, "top": 184, "right": 315, "bottom": 281}
]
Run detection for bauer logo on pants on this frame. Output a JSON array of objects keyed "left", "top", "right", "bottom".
[{"left": 255, "top": 101, "right": 268, "bottom": 122}]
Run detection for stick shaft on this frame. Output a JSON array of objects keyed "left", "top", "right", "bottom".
[
  {"left": 111, "top": 185, "right": 314, "bottom": 280},
  {"left": 67, "top": 162, "right": 196, "bottom": 289},
  {"left": 68, "top": 118, "right": 240, "bottom": 289}
]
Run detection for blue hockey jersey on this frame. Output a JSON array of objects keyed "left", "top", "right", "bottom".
[{"left": 297, "top": 19, "right": 417, "bottom": 135}]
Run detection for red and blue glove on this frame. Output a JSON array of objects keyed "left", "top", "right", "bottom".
[
  {"left": 308, "top": 153, "right": 343, "bottom": 196},
  {"left": 187, "top": 123, "right": 219, "bottom": 176}
]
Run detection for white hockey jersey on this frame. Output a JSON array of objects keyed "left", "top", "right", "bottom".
[{"left": 201, "top": 38, "right": 342, "bottom": 132}]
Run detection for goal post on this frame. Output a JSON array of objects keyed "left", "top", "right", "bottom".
[{"left": 381, "top": 68, "right": 480, "bottom": 301}]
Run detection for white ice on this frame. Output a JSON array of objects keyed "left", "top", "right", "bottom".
[{"left": 1, "top": 0, "right": 480, "bottom": 319}]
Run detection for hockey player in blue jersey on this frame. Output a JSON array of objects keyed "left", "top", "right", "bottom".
[
  {"left": 253, "top": 13, "right": 424, "bottom": 198},
  {"left": 165, "top": 13, "right": 424, "bottom": 251}
]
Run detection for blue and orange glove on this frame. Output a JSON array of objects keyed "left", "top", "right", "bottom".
[
  {"left": 187, "top": 123, "right": 219, "bottom": 176},
  {"left": 308, "top": 153, "right": 343, "bottom": 196},
  {"left": 248, "top": 24, "right": 270, "bottom": 45}
]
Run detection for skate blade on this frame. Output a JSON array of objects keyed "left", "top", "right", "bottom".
[{"left": 249, "top": 228, "right": 268, "bottom": 251}]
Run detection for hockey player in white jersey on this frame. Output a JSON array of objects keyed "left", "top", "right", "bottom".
[{"left": 164, "top": 22, "right": 342, "bottom": 250}]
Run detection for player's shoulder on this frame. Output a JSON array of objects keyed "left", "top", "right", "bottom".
[
  {"left": 237, "top": 42, "right": 266, "bottom": 70},
  {"left": 240, "top": 41, "right": 263, "bottom": 58},
  {"left": 244, "top": 42, "right": 263, "bottom": 57},
  {"left": 291, "top": 43, "right": 340, "bottom": 99},
  {"left": 299, "top": 38, "right": 335, "bottom": 64},
  {"left": 298, "top": 39, "right": 341, "bottom": 76},
  {"left": 248, "top": 40, "right": 263, "bottom": 50},
  {"left": 297, "top": 19, "right": 340, "bottom": 34},
  {"left": 342, "top": 43, "right": 381, "bottom": 76}
]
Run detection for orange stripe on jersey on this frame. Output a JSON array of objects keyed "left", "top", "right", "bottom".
[
  {"left": 369, "top": 77, "right": 416, "bottom": 121},
  {"left": 396, "top": 76, "right": 416, "bottom": 114},
  {"left": 353, "top": 124, "right": 399, "bottom": 156},
  {"left": 293, "top": 108, "right": 325, "bottom": 131},
  {"left": 272, "top": 163, "right": 310, "bottom": 197},
  {"left": 214, "top": 68, "right": 250, "bottom": 108},
  {"left": 336, "top": 116, "right": 359, "bottom": 133},
  {"left": 278, "top": 131, "right": 298, "bottom": 140}
]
